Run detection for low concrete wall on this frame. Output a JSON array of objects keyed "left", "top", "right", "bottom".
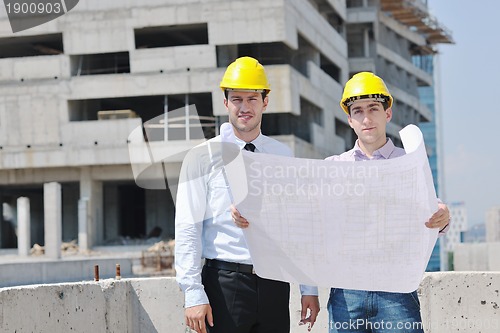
[
  {"left": 420, "top": 272, "right": 500, "bottom": 332},
  {"left": 0, "top": 258, "right": 133, "bottom": 288},
  {"left": 0, "top": 277, "right": 185, "bottom": 333},
  {"left": 1, "top": 273, "right": 499, "bottom": 332}
]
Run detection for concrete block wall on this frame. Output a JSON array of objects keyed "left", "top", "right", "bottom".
[
  {"left": 0, "top": 87, "right": 63, "bottom": 149},
  {"left": 420, "top": 272, "right": 500, "bottom": 332},
  {"left": 0, "top": 55, "right": 70, "bottom": 82},
  {"left": 130, "top": 45, "right": 217, "bottom": 74},
  {"left": 287, "top": 0, "right": 348, "bottom": 68},
  {"left": 0, "top": 273, "right": 499, "bottom": 332},
  {"left": 60, "top": 118, "right": 142, "bottom": 147}
]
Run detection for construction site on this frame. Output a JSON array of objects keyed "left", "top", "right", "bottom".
[
  {"left": 0, "top": 0, "right": 452, "bottom": 274},
  {"left": 2, "top": 1, "right": 488, "bottom": 332}
]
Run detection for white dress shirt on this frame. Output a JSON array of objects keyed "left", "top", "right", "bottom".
[{"left": 176, "top": 123, "right": 318, "bottom": 308}]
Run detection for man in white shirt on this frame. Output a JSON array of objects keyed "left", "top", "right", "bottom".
[{"left": 175, "top": 57, "right": 320, "bottom": 333}]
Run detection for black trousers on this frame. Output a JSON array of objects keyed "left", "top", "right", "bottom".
[{"left": 201, "top": 265, "right": 290, "bottom": 333}]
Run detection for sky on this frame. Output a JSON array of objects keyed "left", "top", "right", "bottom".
[{"left": 428, "top": 0, "right": 500, "bottom": 225}]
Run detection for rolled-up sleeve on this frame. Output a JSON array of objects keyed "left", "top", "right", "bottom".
[{"left": 300, "top": 284, "right": 319, "bottom": 296}]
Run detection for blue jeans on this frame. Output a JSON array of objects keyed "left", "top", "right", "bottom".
[{"left": 328, "top": 288, "right": 424, "bottom": 333}]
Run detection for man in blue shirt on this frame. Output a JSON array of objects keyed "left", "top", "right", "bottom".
[{"left": 325, "top": 72, "right": 450, "bottom": 333}]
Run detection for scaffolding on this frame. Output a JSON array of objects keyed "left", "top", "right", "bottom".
[{"left": 380, "top": 0, "right": 454, "bottom": 45}]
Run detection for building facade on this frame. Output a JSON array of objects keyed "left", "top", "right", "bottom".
[
  {"left": 354, "top": 0, "right": 453, "bottom": 271},
  {"left": 486, "top": 206, "right": 500, "bottom": 243},
  {"left": 454, "top": 207, "right": 500, "bottom": 271},
  {"left": 414, "top": 55, "right": 441, "bottom": 271},
  {"left": 446, "top": 202, "right": 468, "bottom": 252},
  {"left": 442, "top": 202, "right": 467, "bottom": 270},
  {"left": 0, "top": 0, "right": 452, "bottom": 257}
]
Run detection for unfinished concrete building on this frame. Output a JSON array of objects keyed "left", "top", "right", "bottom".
[{"left": 0, "top": 0, "right": 451, "bottom": 279}]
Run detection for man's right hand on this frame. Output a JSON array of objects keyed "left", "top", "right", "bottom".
[
  {"left": 185, "top": 304, "right": 214, "bottom": 333},
  {"left": 231, "top": 204, "right": 249, "bottom": 228}
]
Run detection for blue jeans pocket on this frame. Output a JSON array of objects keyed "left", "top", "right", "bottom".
[{"left": 409, "top": 290, "right": 421, "bottom": 309}]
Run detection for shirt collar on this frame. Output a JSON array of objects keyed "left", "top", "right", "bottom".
[
  {"left": 234, "top": 132, "right": 263, "bottom": 152},
  {"left": 220, "top": 122, "right": 263, "bottom": 151},
  {"left": 352, "top": 138, "right": 396, "bottom": 159}
]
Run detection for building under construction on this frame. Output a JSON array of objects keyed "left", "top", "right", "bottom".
[{"left": 0, "top": 0, "right": 452, "bottom": 271}]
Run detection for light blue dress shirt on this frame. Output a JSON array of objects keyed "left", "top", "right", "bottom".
[{"left": 175, "top": 123, "right": 318, "bottom": 308}]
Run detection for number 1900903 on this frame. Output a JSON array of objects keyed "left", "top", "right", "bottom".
[{"left": 5, "top": 1, "right": 63, "bottom": 15}]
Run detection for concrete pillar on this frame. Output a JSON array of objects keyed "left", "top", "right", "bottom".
[
  {"left": 184, "top": 94, "right": 190, "bottom": 140},
  {"left": 103, "top": 184, "right": 119, "bottom": 241},
  {"left": 17, "top": 197, "right": 31, "bottom": 256},
  {"left": 78, "top": 198, "right": 89, "bottom": 252},
  {"left": 363, "top": 28, "right": 370, "bottom": 58},
  {"left": 439, "top": 237, "right": 448, "bottom": 271},
  {"left": 0, "top": 199, "right": 3, "bottom": 248},
  {"left": 44, "top": 182, "right": 62, "bottom": 259},
  {"left": 79, "top": 167, "right": 104, "bottom": 248},
  {"left": 163, "top": 95, "right": 168, "bottom": 141}
]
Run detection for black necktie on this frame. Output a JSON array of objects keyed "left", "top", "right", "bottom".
[{"left": 243, "top": 143, "right": 256, "bottom": 152}]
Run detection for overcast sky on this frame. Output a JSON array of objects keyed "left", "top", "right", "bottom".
[{"left": 428, "top": 0, "right": 500, "bottom": 225}]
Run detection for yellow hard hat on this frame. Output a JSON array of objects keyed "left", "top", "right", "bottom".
[
  {"left": 220, "top": 56, "right": 271, "bottom": 93},
  {"left": 340, "top": 72, "right": 393, "bottom": 114}
]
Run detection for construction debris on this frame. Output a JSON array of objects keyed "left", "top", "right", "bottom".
[
  {"left": 61, "top": 240, "right": 79, "bottom": 254},
  {"left": 30, "top": 243, "right": 45, "bottom": 256},
  {"left": 141, "top": 239, "right": 175, "bottom": 272},
  {"left": 30, "top": 240, "right": 80, "bottom": 256},
  {"left": 146, "top": 239, "right": 175, "bottom": 255}
]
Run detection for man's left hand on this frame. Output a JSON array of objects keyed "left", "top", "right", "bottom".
[
  {"left": 425, "top": 203, "right": 450, "bottom": 231},
  {"left": 299, "top": 295, "right": 320, "bottom": 331}
]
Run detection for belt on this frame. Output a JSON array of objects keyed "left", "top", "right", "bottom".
[{"left": 205, "top": 259, "right": 255, "bottom": 274}]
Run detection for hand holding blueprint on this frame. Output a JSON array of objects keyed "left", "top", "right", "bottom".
[{"left": 223, "top": 125, "right": 438, "bottom": 292}]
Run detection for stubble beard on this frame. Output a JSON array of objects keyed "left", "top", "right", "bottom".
[{"left": 230, "top": 117, "right": 260, "bottom": 134}]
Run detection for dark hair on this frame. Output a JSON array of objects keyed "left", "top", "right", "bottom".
[
  {"left": 348, "top": 101, "right": 390, "bottom": 115},
  {"left": 224, "top": 90, "right": 268, "bottom": 101}
]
